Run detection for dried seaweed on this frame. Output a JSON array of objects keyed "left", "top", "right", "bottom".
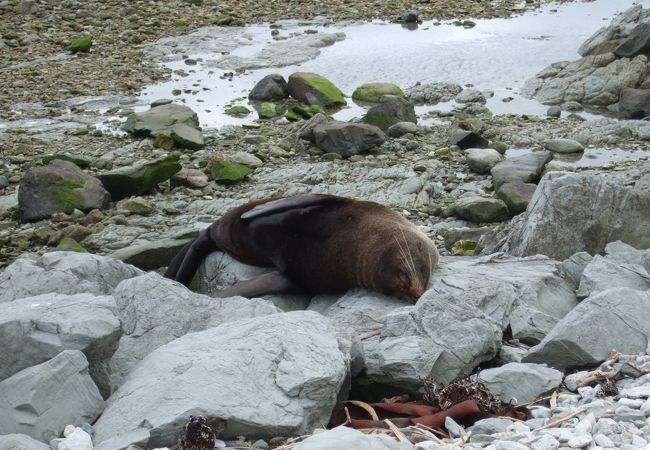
[{"left": 423, "top": 373, "right": 504, "bottom": 415}]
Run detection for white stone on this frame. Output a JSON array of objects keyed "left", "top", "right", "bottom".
[
  {"left": 58, "top": 428, "right": 93, "bottom": 450},
  {"left": 567, "top": 433, "right": 593, "bottom": 448},
  {"left": 594, "top": 433, "right": 615, "bottom": 448}
]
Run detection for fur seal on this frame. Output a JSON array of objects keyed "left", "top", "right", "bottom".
[{"left": 165, "top": 194, "right": 439, "bottom": 302}]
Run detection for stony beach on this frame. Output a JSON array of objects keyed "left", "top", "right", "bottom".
[{"left": 1, "top": 0, "right": 650, "bottom": 449}]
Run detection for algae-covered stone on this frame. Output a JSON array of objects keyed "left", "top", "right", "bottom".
[
  {"left": 288, "top": 103, "right": 325, "bottom": 119},
  {"left": 287, "top": 72, "right": 346, "bottom": 108},
  {"left": 69, "top": 35, "right": 92, "bottom": 53},
  {"left": 451, "top": 240, "right": 478, "bottom": 256},
  {"left": 41, "top": 154, "right": 91, "bottom": 169},
  {"left": 56, "top": 237, "right": 88, "bottom": 253},
  {"left": 363, "top": 96, "right": 416, "bottom": 130},
  {"left": 210, "top": 160, "right": 253, "bottom": 184},
  {"left": 18, "top": 160, "right": 111, "bottom": 223},
  {"left": 98, "top": 154, "right": 182, "bottom": 201},
  {"left": 256, "top": 102, "right": 281, "bottom": 118},
  {"left": 116, "top": 197, "right": 154, "bottom": 215},
  {"left": 225, "top": 105, "right": 251, "bottom": 117},
  {"left": 496, "top": 181, "right": 537, "bottom": 215},
  {"left": 352, "top": 82, "right": 405, "bottom": 103}
]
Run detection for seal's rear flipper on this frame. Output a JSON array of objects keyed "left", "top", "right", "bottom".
[
  {"left": 214, "top": 271, "right": 301, "bottom": 298},
  {"left": 164, "top": 229, "right": 218, "bottom": 286}
]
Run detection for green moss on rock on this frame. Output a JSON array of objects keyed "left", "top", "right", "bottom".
[
  {"left": 69, "top": 35, "right": 92, "bottom": 53},
  {"left": 352, "top": 82, "right": 405, "bottom": 103},
  {"left": 451, "top": 240, "right": 478, "bottom": 256},
  {"left": 53, "top": 178, "right": 85, "bottom": 209},
  {"left": 225, "top": 105, "right": 251, "bottom": 117},
  {"left": 42, "top": 154, "right": 91, "bottom": 169},
  {"left": 56, "top": 237, "right": 88, "bottom": 253},
  {"left": 210, "top": 160, "right": 252, "bottom": 184}
]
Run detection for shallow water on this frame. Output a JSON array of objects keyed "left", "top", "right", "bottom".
[{"left": 139, "top": 0, "right": 650, "bottom": 128}]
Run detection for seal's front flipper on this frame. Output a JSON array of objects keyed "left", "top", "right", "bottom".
[
  {"left": 164, "top": 229, "right": 218, "bottom": 287},
  {"left": 214, "top": 271, "right": 301, "bottom": 298}
]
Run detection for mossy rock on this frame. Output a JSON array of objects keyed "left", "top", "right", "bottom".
[
  {"left": 42, "top": 154, "right": 91, "bottom": 169},
  {"left": 490, "top": 141, "right": 509, "bottom": 154},
  {"left": 287, "top": 72, "right": 346, "bottom": 108},
  {"left": 210, "top": 160, "right": 252, "bottom": 184},
  {"left": 225, "top": 105, "right": 251, "bottom": 117},
  {"left": 352, "top": 82, "right": 405, "bottom": 104},
  {"left": 98, "top": 154, "right": 182, "bottom": 201},
  {"left": 169, "top": 123, "right": 205, "bottom": 150},
  {"left": 69, "top": 35, "right": 92, "bottom": 53},
  {"left": 288, "top": 103, "right": 324, "bottom": 119},
  {"left": 56, "top": 237, "right": 88, "bottom": 253},
  {"left": 285, "top": 111, "right": 301, "bottom": 121},
  {"left": 215, "top": 15, "right": 243, "bottom": 26},
  {"left": 256, "top": 102, "right": 281, "bottom": 118},
  {"left": 363, "top": 96, "right": 416, "bottom": 131},
  {"left": 53, "top": 178, "right": 86, "bottom": 209},
  {"left": 451, "top": 240, "right": 477, "bottom": 256}
]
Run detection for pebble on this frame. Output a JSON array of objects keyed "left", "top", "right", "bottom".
[{"left": 567, "top": 433, "right": 593, "bottom": 448}]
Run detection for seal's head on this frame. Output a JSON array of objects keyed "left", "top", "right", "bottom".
[{"left": 371, "top": 227, "right": 439, "bottom": 303}]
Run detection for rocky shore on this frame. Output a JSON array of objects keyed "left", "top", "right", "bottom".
[{"left": 1, "top": 1, "right": 650, "bottom": 450}]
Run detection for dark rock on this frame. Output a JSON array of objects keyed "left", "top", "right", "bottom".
[
  {"left": 547, "top": 106, "right": 561, "bottom": 117},
  {"left": 448, "top": 129, "right": 488, "bottom": 149},
  {"left": 455, "top": 196, "right": 510, "bottom": 223},
  {"left": 496, "top": 181, "right": 537, "bottom": 215},
  {"left": 0, "top": 175, "right": 8, "bottom": 190},
  {"left": 619, "top": 87, "right": 650, "bottom": 119},
  {"left": 18, "top": 160, "right": 111, "bottom": 223},
  {"left": 614, "top": 22, "right": 650, "bottom": 58},
  {"left": 363, "top": 96, "right": 416, "bottom": 130},
  {"left": 312, "top": 122, "right": 387, "bottom": 157},
  {"left": 490, "top": 151, "right": 553, "bottom": 189},
  {"left": 249, "top": 74, "right": 289, "bottom": 101},
  {"left": 287, "top": 72, "right": 346, "bottom": 108},
  {"left": 98, "top": 154, "right": 182, "bottom": 201},
  {"left": 399, "top": 11, "right": 419, "bottom": 23}
]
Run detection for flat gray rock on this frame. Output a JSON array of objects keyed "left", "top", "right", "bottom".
[
  {"left": 490, "top": 151, "right": 553, "bottom": 189},
  {"left": 108, "top": 273, "right": 279, "bottom": 392},
  {"left": 0, "top": 350, "right": 104, "bottom": 443},
  {"left": 0, "top": 434, "right": 50, "bottom": 450},
  {"left": 0, "top": 252, "right": 143, "bottom": 303},
  {"left": 122, "top": 103, "right": 199, "bottom": 136},
  {"left": 0, "top": 293, "right": 120, "bottom": 398},
  {"left": 524, "top": 287, "right": 650, "bottom": 369},
  {"left": 492, "top": 172, "right": 650, "bottom": 260},
  {"left": 93, "top": 311, "right": 349, "bottom": 448},
  {"left": 477, "top": 362, "right": 563, "bottom": 404},
  {"left": 293, "top": 426, "right": 410, "bottom": 450},
  {"left": 544, "top": 138, "right": 585, "bottom": 154},
  {"left": 576, "top": 254, "right": 650, "bottom": 299},
  {"left": 109, "top": 237, "right": 193, "bottom": 271}
]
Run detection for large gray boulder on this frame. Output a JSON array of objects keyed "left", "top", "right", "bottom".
[
  {"left": 619, "top": 87, "right": 650, "bottom": 119},
  {"left": 93, "top": 311, "right": 350, "bottom": 448},
  {"left": 576, "top": 254, "right": 650, "bottom": 299},
  {"left": 477, "top": 363, "right": 563, "bottom": 404},
  {"left": 0, "top": 252, "right": 143, "bottom": 303},
  {"left": 0, "top": 351, "right": 104, "bottom": 443},
  {"left": 311, "top": 122, "right": 387, "bottom": 158},
  {"left": 108, "top": 273, "right": 279, "bottom": 391},
  {"left": 294, "top": 426, "right": 410, "bottom": 450},
  {"left": 615, "top": 22, "right": 650, "bottom": 58},
  {"left": 363, "top": 290, "right": 502, "bottom": 388},
  {"left": 0, "top": 434, "right": 50, "bottom": 450},
  {"left": 429, "top": 255, "right": 576, "bottom": 345},
  {"left": 0, "top": 293, "right": 120, "bottom": 398},
  {"left": 524, "top": 288, "right": 650, "bottom": 369},
  {"left": 490, "top": 172, "right": 650, "bottom": 260},
  {"left": 490, "top": 151, "right": 553, "bottom": 189},
  {"left": 18, "top": 160, "right": 110, "bottom": 223},
  {"left": 578, "top": 5, "right": 650, "bottom": 57}
]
